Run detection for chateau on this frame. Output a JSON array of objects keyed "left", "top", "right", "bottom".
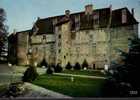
[{"left": 8, "top": 4, "right": 138, "bottom": 69}]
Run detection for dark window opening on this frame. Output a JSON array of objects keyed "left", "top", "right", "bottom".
[
  {"left": 58, "top": 49, "right": 61, "bottom": 53},
  {"left": 93, "top": 64, "right": 96, "bottom": 69},
  {"left": 58, "top": 42, "right": 61, "bottom": 46},
  {"left": 64, "top": 55, "right": 66, "bottom": 59},
  {"left": 58, "top": 34, "right": 61, "bottom": 39}
]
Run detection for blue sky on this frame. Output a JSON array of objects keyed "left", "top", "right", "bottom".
[{"left": 0, "top": 0, "right": 140, "bottom": 36}]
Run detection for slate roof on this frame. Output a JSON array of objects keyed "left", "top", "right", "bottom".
[{"left": 33, "top": 7, "right": 138, "bottom": 35}]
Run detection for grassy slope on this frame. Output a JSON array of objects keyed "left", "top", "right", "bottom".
[{"left": 32, "top": 74, "right": 105, "bottom": 97}]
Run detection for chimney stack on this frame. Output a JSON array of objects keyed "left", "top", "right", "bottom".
[
  {"left": 85, "top": 4, "right": 93, "bottom": 15},
  {"left": 13, "top": 29, "right": 16, "bottom": 35},
  {"left": 131, "top": 8, "right": 134, "bottom": 17},
  {"left": 65, "top": 10, "right": 70, "bottom": 17}
]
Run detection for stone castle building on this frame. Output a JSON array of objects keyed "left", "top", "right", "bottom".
[{"left": 8, "top": 4, "right": 139, "bottom": 69}]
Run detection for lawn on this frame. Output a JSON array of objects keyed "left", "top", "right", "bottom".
[
  {"left": 62, "top": 70, "right": 106, "bottom": 77},
  {"left": 0, "top": 84, "right": 8, "bottom": 97},
  {"left": 32, "top": 74, "right": 106, "bottom": 97}
]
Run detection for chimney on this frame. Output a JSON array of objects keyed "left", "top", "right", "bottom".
[
  {"left": 131, "top": 8, "right": 134, "bottom": 16},
  {"left": 65, "top": 10, "right": 70, "bottom": 17},
  {"left": 13, "top": 29, "right": 16, "bottom": 35},
  {"left": 109, "top": 4, "right": 112, "bottom": 11},
  {"left": 85, "top": 4, "right": 93, "bottom": 15}
]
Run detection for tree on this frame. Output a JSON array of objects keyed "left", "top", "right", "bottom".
[
  {"left": 82, "top": 59, "right": 88, "bottom": 69},
  {"left": 65, "top": 62, "right": 72, "bottom": 70},
  {"left": 22, "top": 66, "right": 38, "bottom": 82},
  {"left": 46, "top": 65, "right": 53, "bottom": 74},
  {"left": 103, "top": 37, "right": 140, "bottom": 97},
  {"left": 0, "top": 8, "right": 8, "bottom": 62},
  {"left": 54, "top": 63, "right": 62, "bottom": 72},
  {"left": 74, "top": 62, "right": 81, "bottom": 70},
  {"left": 38, "top": 58, "right": 48, "bottom": 68}
]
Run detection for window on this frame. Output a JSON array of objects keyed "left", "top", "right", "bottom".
[
  {"left": 58, "top": 49, "right": 61, "bottom": 53},
  {"left": 64, "top": 55, "right": 66, "bottom": 59},
  {"left": 58, "top": 34, "right": 61, "bottom": 39},
  {"left": 92, "top": 43, "right": 96, "bottom": 55},
  {"left": 50, "top": 44, "right": 54, "bottom": 50},
  {"left": 58, "top": 42, "right": 61, "bottom": 47},
  {"left": 122, "top": 9, "right": 127, "bottom": 24},
  {"left": 93, "top": 13, "right": 99, "bottom": 27},
  {"left": 66, "top": 53, "right": 68, "bottom": 56},
  {"left": 89, "top": 34, "right": 93, "bottom": 43},
  {"left": 89, "top": 34, "right": 93, "bottom": 39},
  {"left": 75, "top": 15, "right": 80, "bottom": 31}
]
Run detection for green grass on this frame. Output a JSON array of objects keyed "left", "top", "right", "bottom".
[
  {"left": 32, "top": 74, "right": 105, "bottom": 97},
  {"left": 0, "top": 84, "right": 8, "bottom": 96},
  {"left": 62, "top": 70, "right": 106, "bottom": 77}
]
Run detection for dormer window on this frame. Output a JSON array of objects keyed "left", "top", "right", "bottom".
[
  {"left": 93, "top": 12, "right": 99, "bottom": 28},
  {"left": 75, "top": 15, "right": 80, "bottom": 31},
  {"left": 122, "top": 9, "right": 127, "bottom": 24}
]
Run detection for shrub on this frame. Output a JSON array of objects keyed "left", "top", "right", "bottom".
[
  {"left": 74, "top": 62, "right": 81, "bottom": 70},
  {"left": 65, "top": 62, "right": 72, "bottom": 70},
  {"left": 22, "top": 66, "right": 38, "bottom": 82},
  {"left": 46, "top": 66, "right": 53, "bottom": 74},
  {"left": 82, "top": 59, "right": 88, "bottom": 69},
  {"left": 38, "top": 58, "right": 48, "bottom": 68},
  {"left": 54, "top": 63, "right": 62, "bottom": 73},
  {"left": 50, "top": 63, "right": 55, "bottom": 69}
]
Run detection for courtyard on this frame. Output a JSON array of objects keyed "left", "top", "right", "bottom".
[{"left": 0, "top": 64, "right": 107, "bottom": 97}]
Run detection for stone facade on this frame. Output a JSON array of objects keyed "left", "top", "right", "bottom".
[
  {"left": 30, "top": 34, "right": 56, "bottom": 65},
  {"left": 9, "top": 4, "right": 139, "bottom": 69},
  {"left": 17, "top": 31, "right": 29, "bottom": 65}
]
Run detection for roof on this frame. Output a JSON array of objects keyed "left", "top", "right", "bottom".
[
  {"left": 8, "top": 33, "right": 17, "bottom": 44},
  {"left": 16, "top": 30, "right": 31, "bottom": 34},
  {"left": 8, "top": 29, "right": 31, "bottom": 43},
  {"left": 32, "top": 7, "right": 138, "bottom": 35},
  {"left": 111, "top": 7, "right": 138, "bottom": 27}
]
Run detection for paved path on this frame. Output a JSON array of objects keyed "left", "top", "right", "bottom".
[
  {"left": 54, "top": 73, "right": 106, "bottom": 79},
  {"left": 13, "top": 66, "right": 46, "bottom": 75},
  {"left": 0, "top": 64, "right": 71, "bottom": 98},
  {"left": 16, "top": 82, "right": 72, "bottom": 98},
  {"left": 0, "top": 64, "right": 106, "bottom": 83},
  {"left": 0, "top": 64, "right": 22, "bottom": 84},
  {"left": 0, "top": 64, "right": 13, "bottom": 73}
]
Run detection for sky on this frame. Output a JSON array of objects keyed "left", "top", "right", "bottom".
[{"left": 0, "top": 0, "right": 140, "bottom": 36}]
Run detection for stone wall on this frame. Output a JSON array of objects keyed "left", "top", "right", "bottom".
[
  {"left": 55, "top": 24, "right": 138, "bottom": 69},
  {"left": 55, "top": 22, "right": 71, "bottom": 67},
  {"left": 17, "top": 31, "right": 29, "bottom": 65},
  {"left": 16, "top": 23, "right": 138, "bottom": 69},
  {"left": 30, "top": 34, "right": 55, "bottom": 66},
  {"left": 70, "top": 29, "right": 108, "bottom": 69}
]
